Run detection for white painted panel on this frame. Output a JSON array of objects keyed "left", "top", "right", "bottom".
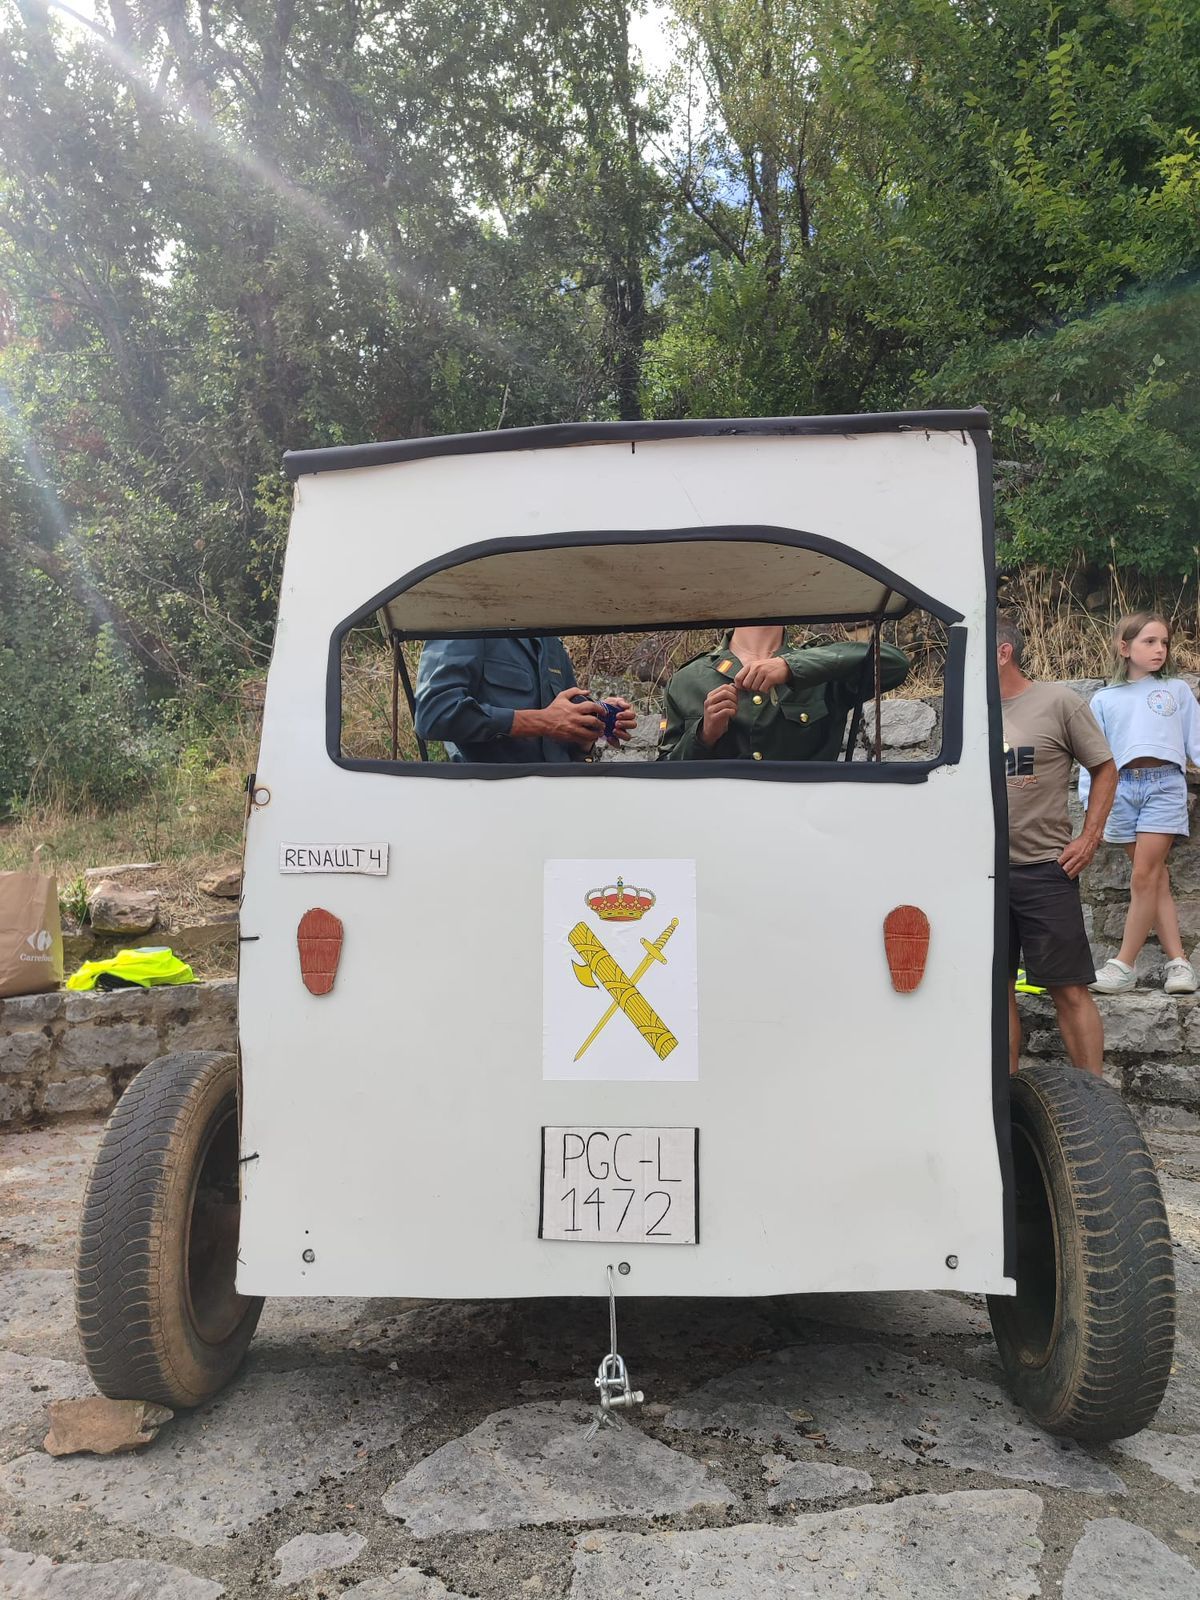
[{"left": 237, "top": 427, "right": 1008, "bottom": 1301}]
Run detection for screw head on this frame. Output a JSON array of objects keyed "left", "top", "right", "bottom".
[
  {"left": 301, "top": 1248, "right": 315, "bottom": 1264},
  {"left": 945, "top": 1254, "right": 958, "bottom": 1270},
  {"left": 617, "top": 1262, "right": 631, "bottom": 1276}
]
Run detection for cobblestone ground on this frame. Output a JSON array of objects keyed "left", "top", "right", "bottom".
[{"left": 4, "top": 1115, "right": 1200, "bottom": 1597}]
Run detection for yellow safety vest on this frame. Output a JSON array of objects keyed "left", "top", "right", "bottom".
[{"left": 66, "top": 947, "right": 195, "bottom": 991}]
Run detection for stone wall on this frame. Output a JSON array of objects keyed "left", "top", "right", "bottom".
[
  {"left": 0, "top": 980, "right": 235, "bottom": 1126},
  {"left": 1016, "top": 989, "right": 1200, "bottom": 1112}
]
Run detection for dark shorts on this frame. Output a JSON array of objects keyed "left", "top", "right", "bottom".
[{"left": 1008, "top": 860, "right": 1096, "bottom": 990}]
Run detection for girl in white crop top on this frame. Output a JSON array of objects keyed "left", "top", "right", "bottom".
[{"left": 1087, "top": 612, "right": 1200, "bottom": 995}]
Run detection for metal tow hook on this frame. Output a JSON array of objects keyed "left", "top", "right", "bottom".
[{"left": 585, "top": 1265, "right": 644, "bottom": 1441}]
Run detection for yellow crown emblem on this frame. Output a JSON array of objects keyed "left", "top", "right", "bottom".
[{"left": 585, "top": 876, "right": 656, "bottom": 923}]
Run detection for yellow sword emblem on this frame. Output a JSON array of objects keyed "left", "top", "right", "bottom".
[{"left": 569, "top": 918, "right": 679, "bottom": 1061}]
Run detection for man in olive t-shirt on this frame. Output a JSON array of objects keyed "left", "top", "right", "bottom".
[{"left": 999, "top": 616, "right": 1117, "bottom": 1075}]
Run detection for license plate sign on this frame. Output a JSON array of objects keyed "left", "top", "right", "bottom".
[{"left": 539, "top": 1127, "right": 698, "bottom": 1244}]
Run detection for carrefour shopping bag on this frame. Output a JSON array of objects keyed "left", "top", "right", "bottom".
[{"left": 0, "top": 872, "right": 64, "bottom": 997}]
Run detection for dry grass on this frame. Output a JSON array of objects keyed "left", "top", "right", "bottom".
[
  {"left": 1001, "top": 569, "right": 1200, "bottom": 683},
  {"left": 0, "top": 780, "right": 245, "bottom": 880}
]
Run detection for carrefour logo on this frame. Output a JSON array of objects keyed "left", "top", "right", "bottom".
[{"left": 26, "top": 929, "right": 52, "bottom": 953}]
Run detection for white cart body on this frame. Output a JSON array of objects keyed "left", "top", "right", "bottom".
[{"left": 237, "top": 413, "right": 1015, "bottom": 1301}]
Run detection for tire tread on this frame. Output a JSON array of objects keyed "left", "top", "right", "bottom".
[
  {"left": 991, "top": 1064, "right": 1176, "bottom": 1442},
  {"left": 75, "top": 1050, "right": 261, "bottom": 1406}
]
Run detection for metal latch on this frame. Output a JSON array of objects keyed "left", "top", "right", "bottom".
[{"left": 585, "top": 1265, "right": 644, "bottom": 1440}]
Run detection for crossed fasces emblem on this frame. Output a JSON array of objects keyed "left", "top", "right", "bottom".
[{"left": 568, "top": 918, "right": 679, "bottom": 1062}]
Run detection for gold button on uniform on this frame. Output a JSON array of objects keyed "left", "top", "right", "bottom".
[
  {"left": 800, "top": 713, "right": 809, "bottom": 723},
  {"left": 752, "top": 694, "right": 763, "bottom": 705},
  {"left": 753, "top": 751, "right": 763, "bottom": 760}
]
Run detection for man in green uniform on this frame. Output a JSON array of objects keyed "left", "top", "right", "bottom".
[{"left": 658, "top": 623, "right": 910, "bottom": 762}]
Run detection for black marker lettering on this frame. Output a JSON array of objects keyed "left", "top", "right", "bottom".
[
  {"left": 612, "top": 1133, "right": 633, "bottom": 1182},
  {"left": 561, "top": 1133, "right": 585, "bottom": 1180},
  {"left": 646, "top": 1191, "right": 673, "bottom": 1235},
  {"left": 585, "top": 1131, "right": 610, "bottom": 1180},
  {"left": 657, "top": 1136, "right": 683, "bottom": 1183}
]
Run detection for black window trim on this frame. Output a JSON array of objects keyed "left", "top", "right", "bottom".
[{"left": 327, "top": 523, "right": 968, "bottom": 784}]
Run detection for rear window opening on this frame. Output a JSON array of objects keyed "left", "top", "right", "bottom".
[{"left": 330, "top": 526, "right": 964, "bottom": 779}]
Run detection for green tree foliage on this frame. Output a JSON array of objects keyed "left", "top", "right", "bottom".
[
  {"left": 0, "top": 551, "right": 161, "bottom": 807},
  {"left": 0, "top": 0, "right": 661, "bottom": 804},
  {"left": 1, "top": 0, "right": 1198, "bottom": 811},
  {"left": 649, "top": 0, "right": 1200, "bottom": 567}
]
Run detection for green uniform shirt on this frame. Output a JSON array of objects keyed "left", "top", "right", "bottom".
[{"left": 658, "top": 635, "right": 910, "bottom": 762}]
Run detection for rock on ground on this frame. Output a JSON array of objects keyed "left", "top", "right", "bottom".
[
  {"left": 1117, "top": 1431, "right": 1200, "bottom": 1493},
  {"left": 0, "top": 1365, "right": 433, "bottom": 1546},
  {"left": 382, "top": 1400, "right": 734, "bottom": 1536},
  {"left": 568, "top": 1488, "right": 1044, "bottom": 1599},
  {"left": 343, "top": 1575, "right": 474, "bottom": 1599},
  {"left": 1063, "top": 1518, "right": 1200, "bottom": 1599},
  {"left": 0, "top": 1546, "right": 223, "bottom": 1598},
  {"left": 86, "top": 878, "right": 160, "bottom": 934},
  {"left": 273, "top": 1530, "right": 366, "bottom": 1585},
  {"left": 43, "top": 1396, "right": 172, "bottom": 1456},
  {"left": 762, "top": 1456, "right": 873, "bottom": 1507},
  {"left": 198, "top": 867, "right": 242, "bottom": 898},
  {"left": 665, "top": 1341, "right": 1124, "bottom": 1494}
]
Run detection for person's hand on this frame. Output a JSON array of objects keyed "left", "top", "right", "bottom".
[
  {"left": 535, "top": 689, "right": 607, "bottom": 750},
  {"left": 603, "top": 697, "right": 637, "bottom": 746},
  {"left": 734, "top": 657, "right": 790, "bottom": 692},
  {"left": 1058, "top": 833, "right": 1100, "bottom": 880},
  {"left": 700, "top": 683, "right": 739, "bottom": 748}
]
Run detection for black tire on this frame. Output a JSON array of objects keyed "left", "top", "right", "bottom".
[
  {"left": 987, "top": 1063, "right": 1175, "bottom": 1442},
  {"left": 76, "top": 1050, "right": 263, "bottom": 1407}
]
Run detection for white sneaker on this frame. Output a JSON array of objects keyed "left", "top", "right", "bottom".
[
  {"left": 1090, "top": 959, "right": 1136, "bottom": 994},
  {"left": 1164, "top": 958, "right": 1199, "bottom": 995}
]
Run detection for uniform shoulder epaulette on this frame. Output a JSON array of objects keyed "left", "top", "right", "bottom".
[{"left": 675, "top": 646, "right": 720, "bottom": 672}]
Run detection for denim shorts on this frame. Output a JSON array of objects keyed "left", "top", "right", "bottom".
[{"left": 1104, "top": 766, "right": 1189, "bottom": 843}]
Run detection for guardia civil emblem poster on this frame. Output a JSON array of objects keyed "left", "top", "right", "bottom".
[{"left": 543, "top": 859, "right": 699, "bottom": 1081}]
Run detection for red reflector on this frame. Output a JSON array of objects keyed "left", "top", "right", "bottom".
[
  {"left": 297, "top": 907, "right": 343, "bottom": 996},
  {"left": 884, "top": 905, "right": 930, "bottom": 993}
]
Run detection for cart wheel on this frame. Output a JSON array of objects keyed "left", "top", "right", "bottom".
[
  {"left": 987, "top": 1063, "right": 1175, "bottom": 1442},
  {"left": 76, "top": 1050, "right": 263, "bottom": 1408}
]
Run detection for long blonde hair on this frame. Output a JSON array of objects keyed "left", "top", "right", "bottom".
[{"left": 1112, "top": 610, "right": 1172, "bottom": 683}]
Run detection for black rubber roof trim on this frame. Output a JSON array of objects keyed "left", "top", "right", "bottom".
[{"left": 283, "top": 408, "right": 992, "bottom": 479}]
